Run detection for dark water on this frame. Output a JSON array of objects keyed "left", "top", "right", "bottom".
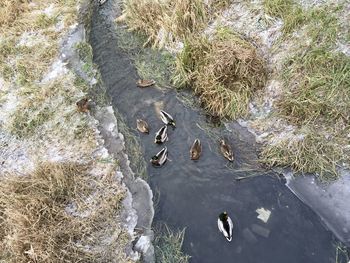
[{"left": 88, "top": 1, "right": 344, "bottom": 262}]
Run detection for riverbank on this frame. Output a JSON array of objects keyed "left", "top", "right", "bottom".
[{"left": 0, "top": 0, "right": 153, "bottom": 261}]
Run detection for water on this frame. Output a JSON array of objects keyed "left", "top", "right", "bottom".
[{"left": 88, "top": 1, "right": 345, "bottom": 262}]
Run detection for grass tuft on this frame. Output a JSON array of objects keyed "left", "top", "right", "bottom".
[
  {"left": 260, "top": 129, "right": 345, "bottom": 181},
  {"left": 278, "top": 47, "right": 350, "bottom": 125},
  {"left": 155, "top": 225, "right": 190, "bottom": 263},
  {"left": 120, "top": 0, "right": 208, "bottom": 47},
  {"left": 263, "top": 0, "right": 307, "bottom": 34},
  {"left": 0, "top": 162, "right": 129, "bottom": 263},
  {"left": 174, "top": 28, "right": 267, "bottom": 119},
  {"left": 0, "top": 0, "right": 29, "bottom": 27}
]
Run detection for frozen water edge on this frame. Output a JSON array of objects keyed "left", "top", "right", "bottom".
[{"left": 286, "top": 170, "right": 350, "bottom": 246}]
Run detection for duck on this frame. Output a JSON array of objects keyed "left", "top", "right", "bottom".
[
  {"left": 220, "top": 139, "right": 234, "bottom": 162},
  {"left": 217, "top": 211, "right": 233, "bottom": 242},
  {"left": 98, "top": 0, "right": 107, "bottom": 6},
  {"left": 160, "top": 110, "right": 176, "bottom": 127},
  {"left": 154, "top": 125, "right": 168, "bottom": 144},
  {"left": 190, "top": 139, "right": 202, "bottom": 160},
  {"left": 76, "top": 98, "right": 90, "bottom": 113},
  {"left": 150, "top": 147, "right": 168, "bottom": 167},
  {"left": 136, "top": 119, "right": 149, "bottom": 134},
  {"left": 137, "top": 79, "right": 155, "bottom": 88}
]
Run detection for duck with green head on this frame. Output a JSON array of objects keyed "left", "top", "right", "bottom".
[
  {"left": 154, "top": 125, "right": 168, "bottom": 144},
  {"left": 150, "top": 147, "right": 168, "bottom": 167},
  {"left": 160, "top": 110, "right": 176, "bottom": 127},
  {"left": 218, "top": 211, "right": 233, "bottom": 242}
]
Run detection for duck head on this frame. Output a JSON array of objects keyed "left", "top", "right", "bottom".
[{"left": 154, "top": 135, "right": 162, "bottom": 144}]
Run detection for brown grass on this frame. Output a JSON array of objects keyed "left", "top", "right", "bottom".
[
  {"left": 120, "top": 0, "right": 208, "bottom": 47},
  {"left": 0, "top": 0, "right": 29, "bottom": 27},
  {"left": 0, "top": 162, "right": 131, "bottom": 263},
  {"left": 174, "top": 28, "right": 267, "bottom": 119},
  {"left": 259, "top": 129, "right": 346, "bottom": 181}
]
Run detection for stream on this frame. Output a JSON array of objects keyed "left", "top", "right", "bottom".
[{"left": 88, "top": 1, "right": 345, "bottom": 262}]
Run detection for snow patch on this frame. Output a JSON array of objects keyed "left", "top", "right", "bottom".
[
  {"left": 43, "top": 4, "right": 56, "bottom": 17},
  {"left": 256, "top": 207, "right": 271, "bottom": 223},
  {"left": 42, "top": 60, "right": 68, "bottom": 83}
]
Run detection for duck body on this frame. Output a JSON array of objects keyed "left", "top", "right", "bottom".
[
  {"left": 220, "top": 139, "right": 234, "bottom": 162},
  {"left": 154, "top": 125, "right": 168, "bottom": 144},
  {"left": 217, "top": 212, "right": 233, "bottom": 242},
  {"left": 190, "top": 139, "right": 202, "bottom": 160},
  {"left": 98, "top": 0, "right": 107, "bottom": 6},
  {"left": 150, "top": 147, "right": 168, "bottom": 167},
  {"left": 136, "top": 119, "right": 149, "bottom": 134},
  {"left": 76, "top": 98, "right": 90, "bottom": 113},
  {"left": 137, "top": 79, "right": 155, "bottom": 88},
  {"left": 160, "top": 110, "right": 176, "bottom": 127}
]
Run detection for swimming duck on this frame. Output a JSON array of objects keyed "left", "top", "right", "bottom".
[
  {"left": 160, "top": 110, "right": 176, "bottom": 127},
  {"left": 136, "top": 119, "right": 149, "bottom": 134},
  {"left": 154, "top": 125, "right": 168, "bottom": 144},
  {"left": 137, "top": 79, "right": 155, "bottom": 88},
  {"left": 98, "top": 0, "right": 107, "bottom": 6},
  {"left": 217, "top": 211, "right": 233, "bottom": 242},
  {"left": 150, "top": 147, "right": 168, "bottom": 167},
  {"left": 220, "top": 139, "right": 234, "bottom": 162},
  {"left": 76, "top": 98, "right": 90, "bottom": 113},
  {"left": 190, "top": 139, "right": 202, "bottom": 160}
]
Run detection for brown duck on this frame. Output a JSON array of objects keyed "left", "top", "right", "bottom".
[
  {"left": 136, "top": 119, "right": 149, "bottom": 134},
  {"left": 190, "top": 139, "right": 202, "bottom": 160},
  {"left": 220, "top": 139, "right": 234, "bottom": 162},
  {"left": 76, "top": 98, "right": 90, "bottom": 113},
  {"left": 136, "top": 79, "right": 155, "bottom": 88}
]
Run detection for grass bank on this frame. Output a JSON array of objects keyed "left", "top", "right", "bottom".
[
  {"left": 0, "top": 162, "right": 129, "bottom": 262},
  {"left": 1, "top": 0, "right": 134, "bottom": 261},
  {"left": 260, "top": 0, "right": 350, "bottom": 179},
  {"left": 174, "top": 28, "right": 267, "bottom": 119}
]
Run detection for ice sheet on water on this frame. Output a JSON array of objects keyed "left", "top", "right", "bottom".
[{"left": 286, "top": 171, "right": 350, "bottom": 245}]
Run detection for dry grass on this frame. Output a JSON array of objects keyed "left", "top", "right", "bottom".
[
  {"left": 0, "top": 162, "right": 130, "bottom": 263},
  {"left": 120, "top": 0, "right": 231, "bottom": 47},
  {"left": 154, "top": 225, "right": 190, "bottom": 263},
  {"left": 263, "top": 0, "right": 307, "bottom": 34},
  {"left": 278, "top": 47, "right": 350, "bottom": 126},
  {"left": 260, "top": 129, "right": 346, "bottom": 181},
  {"left": 0, "top": 0, "right": 78, "bottom": 84},
  {"left": 0, "top": 0, "right": 29, "bottom": 27},
  {"left": 174, "top": 28, "right": 267, "bottom": 119}
]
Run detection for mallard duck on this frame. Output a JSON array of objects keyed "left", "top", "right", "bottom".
[
  {"left": 150, "top": 147, "right": 168, "bottom": 167},
  {"left": 76, "top": 98, "right": 90, "bottom": 113},
  {"left": 220, "top": 139, "right": 234, "bottom": 162},
  {"left": 154, "top": 125, "right": 168, "bottom": 144},
  {"left": 137, "top": 79, "right": 155, "bottom": 88},
  {"left": 160, "top": 110, "right": 175, "bottom": 127},
  {"left": 98, "top": 0, "right": 107, "bottom": 6},
  {"left": 218, "top": 212, "right": 233, "bottom": 242},
  {"left": 136, "top": 119, "right": 149, "bottom": 134},
  {"left": 190, "top": 139, "right": 202, "bottom": 160}
]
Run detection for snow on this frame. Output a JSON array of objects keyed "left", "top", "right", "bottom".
[
  {"left": 41, "top": 60, "right": 68, "bottom": 83},
  {"left": 43, "top": 4, "right": 55, "bottom": 17},
  {"left": 256, "top": 207, "right": 271, "bottom": 223}
]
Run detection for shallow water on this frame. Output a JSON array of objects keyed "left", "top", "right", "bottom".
[{"left": 88, "top": 1, "right": 344, "bottom": 262}]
